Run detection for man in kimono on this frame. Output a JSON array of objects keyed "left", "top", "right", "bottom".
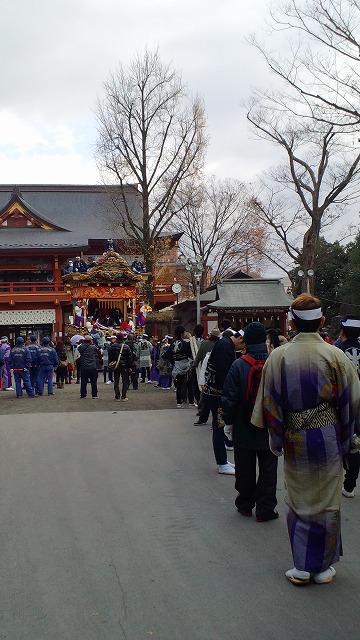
[{"left": 252, "top": 294, "right": 360, "bottom": 586}]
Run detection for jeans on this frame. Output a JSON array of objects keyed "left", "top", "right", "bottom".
[
  {"left": 14, "top": 369, "right": 35, "bottom": 397},
  {"left": 80, "top": 368, "right": 98, "bottom": 398},
  {"left": 103, "top": 366, "right": 113, "bottom": 383},
  {"left": 37, "top": 365, "right": 54, "bottom": 395}
]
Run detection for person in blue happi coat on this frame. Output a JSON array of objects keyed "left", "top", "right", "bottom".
[
  {"left": 9, "top": 337, "right": 35, "bottom": 398},
  {"left": 37, "top": 337, "right": 59, "bottom": 396},
  {"left": 28, "top": 334, "right": 40, "bottom": 393}
]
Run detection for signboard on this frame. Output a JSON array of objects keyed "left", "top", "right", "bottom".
[{"left": 0, "top": 309, "right": 56, "bottom": 325}]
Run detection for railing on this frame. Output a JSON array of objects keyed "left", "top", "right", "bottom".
[{"left": 0, "top": 281, "right": 68, "bottom": 294}]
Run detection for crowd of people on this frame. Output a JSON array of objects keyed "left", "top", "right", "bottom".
[{"left": 2, "top": 296, "right": 360, "bottom": 587}]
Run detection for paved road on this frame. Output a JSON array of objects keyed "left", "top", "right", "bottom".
[
  {"left": 0, "top": 380, "right": 175, "bottom": 414},
  {"left": 0, "top": 408, "right": 359, "bottom": 640}
]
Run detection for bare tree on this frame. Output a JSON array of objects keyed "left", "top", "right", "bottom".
[
  {"left": 246, "top": 0, "right": 360, "bottom": 293},
  {"left": 251, "top": 0, "right": 360, "bottom": 127},
  {"left": 95, "top": 49, "right": 207, "bottom": 306},
  {"left": 171, "top": 176, "right": 267, "bottom": 291}
]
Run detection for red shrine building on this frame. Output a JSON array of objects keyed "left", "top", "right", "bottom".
[{"left": 0, "top": 185, "right": 185, "bottom": 340}]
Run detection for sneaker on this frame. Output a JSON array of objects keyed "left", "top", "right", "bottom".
[
  {"left": 106, "top": 380, "right": 113, "bottom": 385},
  {"left": 218, "top": 463, "right": 235, "bottom": 475},
  {"left": 146, "top": 380, "right": 152, "bottom": 384},
  {"left": 237, "top": 509, "right": 252, "bottom": 517},
  {"left": 121, "top": 397, "right": 129, "bottom": 402},
  {"left": 285, "top": 568, "right": 311, "bottom": 585},
  {"left": 5, "top": 387, "right": 15, "bottom": 391},
  {"left": 342, "top": 487, "right": 355, "bottom": 498},
  {"left": 188, "top": 403, "right": 197, "bottom": 408},
  {"left": 194, "top": 420, "right": 207, "bottom": 426},
  {"left": 115, "top": 397, "right": 121, "bottom": 401},
  {"left": 176, "top": 403, "right": 183, "bottom": 408},
  {"left": 313, "top": 566, "right": 336, "bottom": 584},
  {"left": 91, "top": 396, "right": 99, "bottom": 399}
]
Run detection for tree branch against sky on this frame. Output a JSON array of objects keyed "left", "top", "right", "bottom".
[
  {"left": 251, "top": 0, "right": 360, "bottom": 126},
  {"left": 171, "top": 176, "right": 267, "bottom": 290},
  {"left": 95, "top": 48, "right": 207, "bottom": 305},
  {"left": 246, "top": 0, "right": 360, "bottom": 293}
]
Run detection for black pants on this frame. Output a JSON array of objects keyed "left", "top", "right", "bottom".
[
  {"left": 80, "top": 368, "right": 98, "bottom": 398},
  {"left": 114, "top": 369, "right": 129, "bottom": 399},
  {"left": 141, "top": 366, "right": 150, "bottom": 382},
  {"left": 208, "top": 395, "right": 228, "bottom": 465},
  {"left": 175, "top": 374, "right": 194, "bottom": 405},
  {"left": 234, "top": 446, "right": 278, "bottom": 519},
  {"left": 191, "top": 368, "right": 200, "bottom": 403},
  {"left": 344, "top": 451, "right": 360, "bottom": 492},
  {"left": 197, "top": 392, "right": 211, "bottom": 423}
]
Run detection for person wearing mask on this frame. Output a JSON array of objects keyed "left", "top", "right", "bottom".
[
  {"left": 37, "top": 337, "right": 59, "bottom": 396},
  {"left": 78, "top": 335, "right": 100, "bottom": 399},
  {"left": 252, "top": 294, "right": 360, "bottom": 586},
  {"left": 9, "top": 337, "right": 35, "bottom": 398}
]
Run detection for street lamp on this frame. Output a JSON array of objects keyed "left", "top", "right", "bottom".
[
  {"left": 298, "top": 269, "right": 314, "bottom": 294},
  {"left": 184, "top": 255, "right": 205, "bottom": 324}
]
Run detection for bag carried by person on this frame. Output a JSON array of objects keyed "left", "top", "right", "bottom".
[
  {"left": 108, "top": 343, "right": 124, "bottom": 370},
  {"left": 240, "top": 354, "right": 266, "bottom": 423}
]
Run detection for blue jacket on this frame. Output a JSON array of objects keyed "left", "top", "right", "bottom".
[
  {"left": 37, "top": 345, "right": 59, "bottom": 368},
  {"left": 9, "top": 345, "right": 32, "bottom": 370},
  {"left": 28, "top": 342, "right": 40, "bottom": 366}
]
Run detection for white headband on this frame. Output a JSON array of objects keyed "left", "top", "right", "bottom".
[
  {"left": 342, "top": 319, "right": 360, "bottom": 328},
  {"left": 290, "top": 307, "right": 323, "bottom": 321}
]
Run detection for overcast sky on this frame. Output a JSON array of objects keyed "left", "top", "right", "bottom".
[{"left": 0, "top": 0, "right": 274, "bottom": 186}]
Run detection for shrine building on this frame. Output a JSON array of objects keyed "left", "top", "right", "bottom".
[{"left": 0, "top": 185, "right": 183, "bottom": 341}]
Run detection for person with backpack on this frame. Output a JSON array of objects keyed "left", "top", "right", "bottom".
[{"left": 222, "top": 322, "right": 278, "bottom": 521}]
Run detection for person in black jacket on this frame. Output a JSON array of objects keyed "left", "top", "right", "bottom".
[
  {"left": 204, "top": 329, "right": 244, "bottom": 474},
  {"left": 108, "top": 332, "right": 133, "bottom": 401},
  {"left": 169, "top": 326, "right": 194, "bottom": 408},
  {"left": 222, "top": 322, "right": 278, "bottom": 521},
  {"left": 78, "top": 335, "right": 100, "bottom": 399}
]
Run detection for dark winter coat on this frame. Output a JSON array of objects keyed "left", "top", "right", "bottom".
[
  {"left": 221, "top": 343, "right": 270, "bottom": 450},
  {"left": 78, "top": 343, "right": 99, "bottom": 370},
  {"left": 204, "top": 335, "right": 236, "bottom": 395},
  {"left": 108, "top": 341, "right": 133, "bottom": 371}
]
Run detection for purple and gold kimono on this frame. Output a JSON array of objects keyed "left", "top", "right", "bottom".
[{"left": 252, "top": 332, "right": 360, "bottom": 574}]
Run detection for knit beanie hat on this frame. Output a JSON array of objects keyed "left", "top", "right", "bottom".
[{"left": 244, "top": 322, "right": 266, "bottom": 345}]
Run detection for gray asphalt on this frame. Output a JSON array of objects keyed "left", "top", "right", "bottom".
[{"left": 0, "top": 409, "right": 359, "bottom": 640}]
